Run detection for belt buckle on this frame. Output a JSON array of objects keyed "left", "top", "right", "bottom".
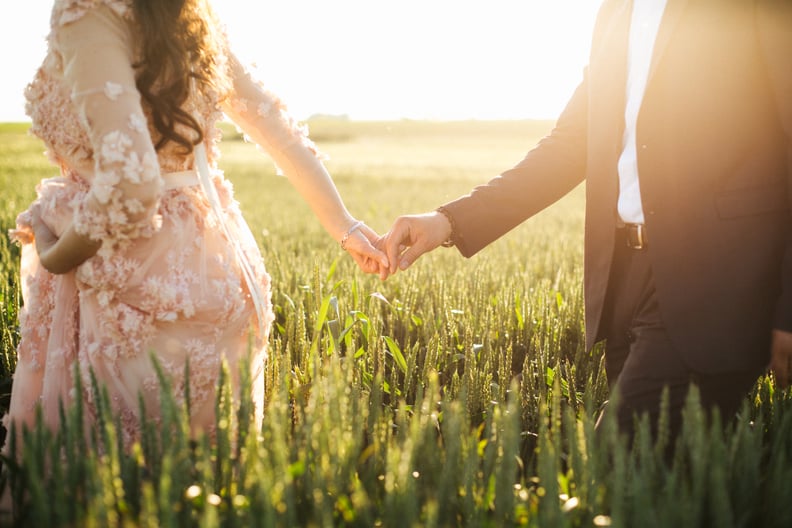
[{"left": 626, "top": 224, "right": 646, "bottom": 250}]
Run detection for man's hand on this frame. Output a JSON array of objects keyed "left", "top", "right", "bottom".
[
  {"left": 383, "top": 211, "right": 452, "bottom": 274},
  {"left": 770, "top": 329, "right": 792, "bottom": 389}
]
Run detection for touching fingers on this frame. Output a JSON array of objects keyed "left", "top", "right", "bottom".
[
  {"left": 358, "top": 224, "right": 389, "bottom": 269},
  {"left": 384, "top": 220, "right": 412, "bottom": 274}
]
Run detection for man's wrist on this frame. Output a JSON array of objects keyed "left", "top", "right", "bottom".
[{"left": 435, "top": 206, "right": 456, "bottom": 248}]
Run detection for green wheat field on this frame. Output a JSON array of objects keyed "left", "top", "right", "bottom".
[{"left": 1, "top": 120, "right": 792, "bottom": 527}]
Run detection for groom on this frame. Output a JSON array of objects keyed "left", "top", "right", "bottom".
[{"left": 382, "top": 0, "right": 792, "bottom": 438}]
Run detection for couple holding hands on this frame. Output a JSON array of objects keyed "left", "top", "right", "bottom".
[{"left": 4, "top": 0, "right": 791, "bottom": 452}]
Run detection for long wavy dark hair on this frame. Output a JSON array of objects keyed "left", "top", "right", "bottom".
[{"left": 132, "top": 0, "right": 225, "bottom": 153}]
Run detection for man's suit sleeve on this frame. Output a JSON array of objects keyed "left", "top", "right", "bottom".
[
  {"left": 440, "top": 72, "right": 590, "bottom": 258},
  {"left": 758, "top": 0, "right": 792, "bottom": 332}
]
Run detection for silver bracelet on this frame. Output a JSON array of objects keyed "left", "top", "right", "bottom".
[{"left": 340, "top": 220, "right": 365, "bottom": 250}]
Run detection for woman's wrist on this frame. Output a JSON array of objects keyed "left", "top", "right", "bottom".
[{"left": 340, "top": 219, "right": 365, "bottom": 251}]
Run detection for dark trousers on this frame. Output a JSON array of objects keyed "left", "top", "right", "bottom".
[{"left": 596, "top": 230, "right": 761, "bottom": 441}]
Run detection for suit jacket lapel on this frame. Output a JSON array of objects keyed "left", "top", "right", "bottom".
[
  {"left": 647, "top": 0, "right": 689, "bottom": 84},
  {"left": 598, "top": 0, "right": 633, "bottom": 161},
  {"left": 582, "top": 1, "right": 634, "bottom": 352},
  {"left": 585, "top": 0, "right": 633, "bottom": 228}
]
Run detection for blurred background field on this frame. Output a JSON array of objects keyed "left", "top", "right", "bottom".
[{"left": 1, "top": 120, "right": 791, "bottom": 527}]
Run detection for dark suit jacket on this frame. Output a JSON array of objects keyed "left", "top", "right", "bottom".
[{"left": 442, "top": 0, "right": 792, "bottom": 374}]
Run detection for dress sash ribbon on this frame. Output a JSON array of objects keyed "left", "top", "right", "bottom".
[{"left": 188, "top": 143, "right": 269, "bottom": 340}]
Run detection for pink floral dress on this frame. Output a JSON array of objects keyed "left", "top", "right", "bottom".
[{"left": 5, "top": 0, "right": 324, "bottom": 445}]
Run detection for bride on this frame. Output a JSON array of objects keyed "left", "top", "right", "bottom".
[{"left": 4, "top": 0, "right": 387, "bottom": 448}]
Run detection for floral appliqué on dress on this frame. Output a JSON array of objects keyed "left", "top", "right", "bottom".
[{"left": 1, "top": 0, "right": 330, "bottom": 448}]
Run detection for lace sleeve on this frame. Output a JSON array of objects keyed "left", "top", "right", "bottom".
[
  {"left": 221, "top": 54, "right": 324, "bottom": 175},
  {"left": 56, "top": 3, "right": 163, "bottom": 257},
  {"left": 221, "top": 55, "right": 366, "bottom": 243}
]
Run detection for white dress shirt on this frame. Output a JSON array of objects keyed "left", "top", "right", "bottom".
[{"left": 617, "top": 0, "right": 669, "bottom": 224}]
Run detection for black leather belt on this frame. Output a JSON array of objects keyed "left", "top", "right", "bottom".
[{"left": 620, "top": 223, "right": 648, "bottom": 249}]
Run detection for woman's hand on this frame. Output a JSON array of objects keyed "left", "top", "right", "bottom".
[
  {"left": 30, "top": 205, "right": 60, "bottom": 263},
  {"left": 30, "top": 204, "right": 101, "bottom": 274},
  {"left": 341, "top": 222, "right": 391, "bottom": 280}
]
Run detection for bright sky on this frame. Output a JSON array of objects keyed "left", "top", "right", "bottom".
[{"left": 0, "top": 1, "right": 600, "bottom": 122}]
